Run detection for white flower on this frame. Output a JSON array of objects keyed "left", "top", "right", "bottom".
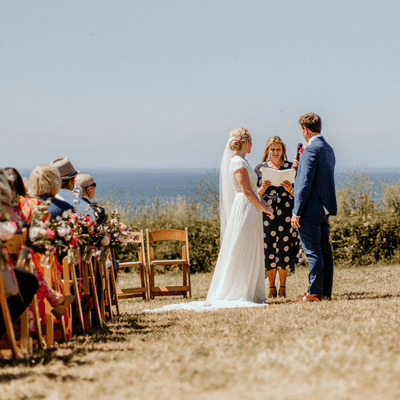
[
  {"left": 29, "top": 227, "right": 46, "bottom": 241},
  {"left": 101, "top": 236, "right": 110, "bottom": 246},
  {"left": 0, "top": 221, "right": 18, "bottom": 241}
]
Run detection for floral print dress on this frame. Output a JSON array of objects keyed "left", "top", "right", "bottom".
[{"left": 254, "top": 161, "right": 300, "bottom": 272}]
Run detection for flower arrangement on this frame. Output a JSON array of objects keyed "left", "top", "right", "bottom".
[
  {"left": 27, "top": 201, "right": 132, "bottom": 256},
  {"left": 0, "top": 206, "right": 18, "bottom": 246},
  {"left": 68, "top": 213, "right": 103, "bottom": 247},
  {"left": 28, "top": 201, "right": 73, "bottom": 255},
  {"left": 99, "top": 210, "right": 131, "bottom": 248}
]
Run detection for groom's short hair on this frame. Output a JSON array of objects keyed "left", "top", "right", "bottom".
[{"left": 299, "top": 113, "right": 322, "bottom": 133}]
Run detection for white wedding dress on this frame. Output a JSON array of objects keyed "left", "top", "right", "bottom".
[{"left": 145, "top": 155, "right": 267, "bottom": 312}]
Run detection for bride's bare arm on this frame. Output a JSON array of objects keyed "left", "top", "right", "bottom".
[{"left": 235, "top": 168, "right": 273, "bottom": 215}]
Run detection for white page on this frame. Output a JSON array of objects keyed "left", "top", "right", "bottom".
[{"left": 261, "top": 168, "right": 296, "bottom": 187}]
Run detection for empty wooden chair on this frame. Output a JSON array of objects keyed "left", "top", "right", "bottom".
[
  {"left": 146, "top": 228, "right": 191, "bottom": 299},
  {"left": 117, "top": 230, "right": 149, "bottom": 301}
]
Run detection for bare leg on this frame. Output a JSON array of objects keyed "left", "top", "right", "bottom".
[
  {"left": 266, "top": 267, "right": 277, "bottom": 298},
  {"left": 278, "top": 265, "right": 288, "bottom": 297}
]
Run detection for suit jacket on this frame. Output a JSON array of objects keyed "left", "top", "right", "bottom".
[
  {"left": 82, "top": 197, "right": 106, "bottom": 224},
  {"left": 293, "top": 135, "right": 337, "bottom": 217},
  {"left": 39, "top": 196, "right": 74, "bottom": 219}
]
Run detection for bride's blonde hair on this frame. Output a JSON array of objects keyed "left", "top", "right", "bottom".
[{"left": 229, "top": 127, "right": 251, "bottom": 151}]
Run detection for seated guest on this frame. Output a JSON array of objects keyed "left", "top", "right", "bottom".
[
  {"left": 49, "top": 158, "right": 95, "bottom": 219},
  {"left": 28, "top": 165, "right": 73, "bottom": 219},
  {"left": 0, "top": 167, "right": 39, "bottom": 337},
  {"left": 4, "top": 167, "right": 39, "bottom": 225},
  {"left": 75, "top": 174, "right": 106, "bottom": 223},
  {"left": 4, "top": 167, "right": 74, "bottom": 322}
]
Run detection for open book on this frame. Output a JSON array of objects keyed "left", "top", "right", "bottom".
[{"left": 261, "top": 168, "right": 296, "bottom": 187}]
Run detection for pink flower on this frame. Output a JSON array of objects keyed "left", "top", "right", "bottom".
[
  {"left": 70, "top": 234, "right": 79, "bottom": 246},
  {"left": 46, "top": 229, "right": 56, "bottom": 239},
  {"left": 70, "top": 213, "right": 79, "bottom": 220}
]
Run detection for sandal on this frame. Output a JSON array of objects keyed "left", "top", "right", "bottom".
[
  {"left": 268, "top": 286, "right": 277, "bottom": 298},
  {"left": 51, "top": 306, "right": 66, "bottom": 320},
  {"left": 279, "top": 286, "right": 286, "bottom": 298},
  {"left": 58, "top": 295, "right": 75, "bottom": 309}
]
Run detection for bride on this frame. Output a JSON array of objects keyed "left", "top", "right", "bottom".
[{"left": 146, "top": 128, "right": 273, "bottom": 312}]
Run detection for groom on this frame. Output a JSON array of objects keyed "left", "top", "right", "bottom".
[{"left": 291, "top": 113, "right": 337, "bottom": 302}]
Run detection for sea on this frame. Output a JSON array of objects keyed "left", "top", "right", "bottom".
[{"left": 18, "top": 167, "right": 400, "bottom": 209}]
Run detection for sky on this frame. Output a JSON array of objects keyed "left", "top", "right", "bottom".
[{"left": 1, "top": 0, "right": 400, "bottom": 172}]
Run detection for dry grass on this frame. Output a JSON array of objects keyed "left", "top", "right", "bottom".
[{"left": 2, "top": 264, "right": 400, "bottom": 400}]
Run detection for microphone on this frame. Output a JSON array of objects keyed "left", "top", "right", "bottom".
[{"left": 296, "top": 143, "right": 303, "bottom": 160}]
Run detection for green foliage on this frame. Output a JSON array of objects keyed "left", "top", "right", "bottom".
[
  {"left": 102, "top": 171, "right": 221, "bottom": 272},
  {"left": 332, "top": 171, "right": 400, "bottom": 265}
]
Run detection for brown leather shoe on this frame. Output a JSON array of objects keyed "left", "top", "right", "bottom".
[{"left": 291, "top": 293, "right": 322, "bottom": 303}]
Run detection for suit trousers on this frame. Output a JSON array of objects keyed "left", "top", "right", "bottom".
[{"left": 298, "top": 216, "right": 334, "bottom": 297}]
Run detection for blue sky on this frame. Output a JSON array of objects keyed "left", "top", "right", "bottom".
[{"left": 2, "top": 0, "right": 400, "bottom": 171}]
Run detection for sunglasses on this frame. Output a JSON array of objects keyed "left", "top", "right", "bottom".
[{"left": 85, "top": 183, "right": 96, "bottom": 188}]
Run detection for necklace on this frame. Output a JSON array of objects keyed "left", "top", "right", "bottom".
[{"left": 267, "top": 160, "right": 283, "bottom": 169}]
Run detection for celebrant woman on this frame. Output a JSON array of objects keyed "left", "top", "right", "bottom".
[{"left": 254, "top": 136, "right": 300, "bottom": 298}]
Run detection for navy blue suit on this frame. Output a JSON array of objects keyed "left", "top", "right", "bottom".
[{"left": 293, "top": 135, "right": 337, "bottom": 297}]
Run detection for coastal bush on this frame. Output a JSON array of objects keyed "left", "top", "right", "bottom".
[{"left": 331, "top": 171, "right": 400, "bottom": 265}]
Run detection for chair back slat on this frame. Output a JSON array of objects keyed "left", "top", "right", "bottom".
[
  {"left": 147, "top": 229, "right": 186, "bottom": 242},
  {"left": 126, "top": 231, "right": 144, "bottom": 244}
]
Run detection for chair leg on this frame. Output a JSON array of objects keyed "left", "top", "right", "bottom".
[
  {"left": 187, "top": 264, "right": 192, "bottom": 298},
  {"left": 109, "top": 261, "right": 120, "bottom": 316},
  {"left": 31, "top": 296, "right": 45, "bottom": 349},
  {"left": 70, "top": 263, "right": 85, "bottom": 333},
  {"left": 103, "top": 261, "right": 113, "bottom": 320},
  {"left": 19, "top": 309, "right": 30, "bottom": 354},
  {"left": 0, "top": 279, "right": 22, "bottom": 359},
  {"left": 87, "top": 261, "right": 102, "bottom": 328}
]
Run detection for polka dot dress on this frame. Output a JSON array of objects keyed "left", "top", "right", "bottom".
[{"left": 255, "top": 161, "right": 300, "bottom": 272}]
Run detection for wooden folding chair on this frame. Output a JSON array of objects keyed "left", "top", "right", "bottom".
[
  {"left": 146, "top": 228, "right": 191, "bottom": 299},
  {"left": 80, "top": 247, "right": 103, "bottom": 329},
  {"left": 117, "top": 231, "right": 149, "bottom": 301},
  {"left": 63, "top": 249, "right": 85, "bottom": 334},
  {"left": 41, "top": 252, "right": 73, "bottom": 344},
  {"left": 95, "top": 247, "right": 115, "bottom": 321},
  {"left": 0, "top": 259, "right": 23, "bottom": 359},
  {"left": 0, "top": 231, "right": 44, "bottom": 358}
]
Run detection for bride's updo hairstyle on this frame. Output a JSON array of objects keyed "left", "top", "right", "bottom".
[{"left": 229, "top": 127, "right": 251, "bottom": 151}]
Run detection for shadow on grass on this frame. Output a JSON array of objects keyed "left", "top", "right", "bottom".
[
  {"left": 339, "top": 292, "right": 400, "bottom": 300},
  {"left": 0, "top": 313, "right": 175, "bottom": 370}
]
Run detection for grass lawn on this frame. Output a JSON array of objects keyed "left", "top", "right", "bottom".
[{"left": 1, "top": 264, "right": 400, "bottom": 400}]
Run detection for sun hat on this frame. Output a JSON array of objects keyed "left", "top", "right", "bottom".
[{"left": 49, "top": 157, "right": 80, "bottom": 180}]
